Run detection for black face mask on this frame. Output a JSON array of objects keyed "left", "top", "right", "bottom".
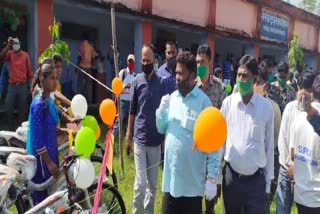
[
  {"left": 167, "top": 57, "right": 177, "bottom": 72},
  {"left": 142, "top": 63, "right": 154, "bottom": 76}
]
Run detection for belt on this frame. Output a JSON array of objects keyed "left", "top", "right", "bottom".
[{"left": 226, "top": 162, "right": 263, "bottom": 179}]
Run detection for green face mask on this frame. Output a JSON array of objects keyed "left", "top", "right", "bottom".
[
  {"left": 267, "top": 73, "right": 273, "bottom": 83},
  {"left": 277, "top": 76, "right": 287, "bottom": 87},
  {"left": 236, "top": 80, "right": 253, "bottom": 96},
  {"left": 197, "top": 65, "right": 207, "bottom": 78}
]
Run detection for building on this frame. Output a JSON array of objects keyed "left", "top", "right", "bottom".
[{"left": 1, "top": 0, "right": 319, "bottom": 98}]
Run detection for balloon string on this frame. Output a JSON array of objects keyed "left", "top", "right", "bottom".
[{"left": 67, "top": 60, "right": 114, "bottom": 94}]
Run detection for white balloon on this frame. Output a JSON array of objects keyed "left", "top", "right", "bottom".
[
  {"left": 71, "top": 94, "right": 88, "bottom": 119},
  {"left": 73, "top": 158, "right": 95, "bottom": 189}
]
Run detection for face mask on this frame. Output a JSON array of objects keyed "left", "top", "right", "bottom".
[
  {"left": 236, "top": 80, "right": 253, "bottom": 97},
  {"left": 154, "top": 64, "right": 159, "bottom": 71},
  {"left": 142, "top": 63, "right": 154, "bottom": 76},
  {"left": 267, "top": 73, "right": 273, "bottom": 83},
  {"left": 277, "top": 76, "right": 287, "bottom": 87},
  {"left": 167, "top": 57, "right": 177, "bottom": 71},
  {"left": 128, "top": 63, "right": 135, "bottom": 71},
  {"left": 12, "top": 44, "right": 20, "bottom": 51},
  {"left": 197, "top": 65, "right": 207, "bottom": 78},
  {"left": 176, "top": 74, "right": 193, "bottom": 96}
]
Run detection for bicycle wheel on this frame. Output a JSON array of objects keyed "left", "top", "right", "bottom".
[
  {"left": 86, "top": 182, "right": 126, "bottom": 214},
  {"left": 90, "top": 155, "right": 118, "bottom": 189}
]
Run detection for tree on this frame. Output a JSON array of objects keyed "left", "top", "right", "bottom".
[
  {"left": 299, "top": 0, "right": 317, "bottom": 13},
  {"left": 38, "top": 18, "right": 70, "bottom": 63},
  {"left": 288, "top": 33, "right": 304, "bottom": 73}
]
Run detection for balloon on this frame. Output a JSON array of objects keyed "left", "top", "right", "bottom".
[
  {"left": 71, "top": 94, "right": 88, "bottom": 119},
  {"left": 112, "top": 77, "right": 123, "bottom": 95},
  {"left": 99, "top": 99, "right": 116, "bottom": 126},
  {"left": 225, "top": 84, "right": 232, "bottom": 94},
  {"left": 95, "top": 126, "right": 101, "bottom": 140},
  {"left": 81, "top": 115, "right": 98, "bottom": 133},
  {"left": 193, "top": 107, "right": 227, "bottom": 152},
  {"left": 75, "top": 127, "right": 95, "bottom": 158},
  {"left": 73, "top": 158, "right": 95, "bottom": 189}
]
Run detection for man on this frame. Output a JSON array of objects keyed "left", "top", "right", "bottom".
[
  {"left": 268, "top": 62, "right": 296, "bottom": 113},
  {"left": 76, "top": 32, "right": 96, "bottom": 104},
  {"left": 276, "top": 72, "right": 316, "bottom": 214},
  {"left": 290, "top": 75, "right": 320, "bottom": 214},
  {"left": 254, "top": 64, "right": 282, "bottom": 212},
  {"left": 196, "top": 45, "right": 225, "bottom": 109},
  {"left": 0, "top": 37, "right": 32, "bottom": 131},
  {"left": 220, "top": 55, "right": 274, "bottom": 214},
  {"left": 195, "top": 45, "right": 225, "bottom": 214},
  {"left": 113, "top": 54, "right": 136, "bottom": 138},
  {"left": 156, "top": 51, "right": 220, "bottom": 214},
  {"left": 157, "top": 41, "right": 178, "bottom": 94},
  {"left": 126, "top": 44, "right": 166, "bottom": 214}
]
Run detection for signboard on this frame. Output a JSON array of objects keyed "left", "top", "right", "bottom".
[{"left": 261, "top": 10, "right": 288, "bottom": 42}]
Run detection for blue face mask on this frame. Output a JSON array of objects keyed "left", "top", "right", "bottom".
[{"left": 154, "top": 64, "right": 159, "bottom": 71}]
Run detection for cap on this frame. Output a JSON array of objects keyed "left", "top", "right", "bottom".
[{"left": 127, "top": 54, "right": 135, "bottom": 62}]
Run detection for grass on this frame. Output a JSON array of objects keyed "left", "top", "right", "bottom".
[{"left": 98, "top": 125, "right": 298, "bottom": 214}]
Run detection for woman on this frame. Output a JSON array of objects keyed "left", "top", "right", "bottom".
[{"left": 27, "top": 62, "right": 60, "bottom": 204}]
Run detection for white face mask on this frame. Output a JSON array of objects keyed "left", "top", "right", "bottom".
[
  {"left": 153, "top": 64, "right": 159, "bottom": 71},
  {"left": 12, "top": 44, "right": 20, "bottom": 51}
]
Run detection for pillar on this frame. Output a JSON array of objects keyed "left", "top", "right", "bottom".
[
  {"left": 37, "top": 0, "right": 53, "bottom": 60},
  {"left": 134, "top": 20, "right": 152, "bottom": 73}
]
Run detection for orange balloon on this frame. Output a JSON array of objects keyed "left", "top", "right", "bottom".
[
  {"left": 95, "top": 126, "right": 101, "bottom": 140},
  {"left": 112, "top": 77, "right": 123, "bottom": 95},
  {"left": 193, "top": 107, "right": 227, "bottom": 152},
  {"left": 99, "top": 99, "right": 116, "bottom": 126}
]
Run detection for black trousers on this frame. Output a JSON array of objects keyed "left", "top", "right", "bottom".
[
  {"left": 223, "top": 163, "right": 266, "bottom": 214},
  {"left": 205, "top": 199, "right": 215, "bottom": 214},
  {"left": 297, "top": 203, "right": 320, "bottom": 214},
  {"left": 162, "top": 192, "right": 202, "bottom": 214}
]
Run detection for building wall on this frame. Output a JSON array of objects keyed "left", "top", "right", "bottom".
[
  {"left": 294, "top": 20, "right": 317, "bottom": 51},
  {"left": 152, "top": 0, "right": 208, "bottom": 27},
  {"left": 216, "top": 0, "right": 257, "bottom": 37}
]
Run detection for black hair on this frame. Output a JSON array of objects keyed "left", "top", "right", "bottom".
[
  {"left": 312, "top": 75, "right": 320, "bottom": 100},
  {"left": 277, "top": 61, "right": 289, "bottom": 74},
  {"left": 142, "top": 43, "right": 156, "bottom": 55},
  {"left": 31, "top": 59, "right": 54, "bottom": 94},
  {"left": 52, "top": 53, "right": 63, "bottom": 63},
  {"left": 176, "top": 51, "right": 197, "bottom": 74},
  {"left": 296, "top": 72, "right": 316, "bottom": 90},
  {"left": 214, "top": 67, "right": 222, "bottom": 77},
  {"left": 197, "top": 45, "right": 211, "bottom": 61},
  {"left": 166, "top": 41, "right": 178, "bottom": 50},
  {"left": 239, "top": 55, "right": 258, "bottom": 76},
  {"left": 259, "top": 58, "right": 273, "bottom": 69}
]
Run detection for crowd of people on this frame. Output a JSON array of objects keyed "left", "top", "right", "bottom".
[{"left": 1, "top": 34, "right": 320, "bottom": 214}]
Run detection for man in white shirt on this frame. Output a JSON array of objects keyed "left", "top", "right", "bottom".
[
  {"left": 220, "top": 55, "right": 274, "bottom": 214},
  {"left": 113, "top": 54, "right": 136, "bottom": 137},
  {"left": 275, "top": 72, "right": 316, "bottom": 214},
  {"left": 290, "top": 74, "right": 320, "bottom": 214}
]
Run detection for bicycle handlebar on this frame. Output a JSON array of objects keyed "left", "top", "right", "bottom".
[{"left": 27, "top": 176, "right": 57, "bottom": 191}]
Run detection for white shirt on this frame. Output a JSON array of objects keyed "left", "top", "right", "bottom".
[
  {"left": 278, "top": 100, "right": 302, "bottom": 169},
  {"left": 220, "top": 93, "right": 274, "bottom": 193},
  {"left": 119, "top": 68, "right": 135, "bottom": 101},
  {"left": 268, "top": 98, "right": 281, "bottom": 148},
  {"left": 290, "top": 108, "right": 320, "bottom": 207}
]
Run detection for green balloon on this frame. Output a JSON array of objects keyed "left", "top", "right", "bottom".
[
  {"left": 225, "top": 84, "right": 232, "bottom": 94},
  {"left": 81, "top": 115, "right": 98, "bottom": 133},
  {"left": 75, "top": 127, "right": 96, "bottom": 158}
]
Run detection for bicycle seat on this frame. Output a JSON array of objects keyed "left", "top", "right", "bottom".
[{"left": 0, "top": 147, "right": 27, "bottom": 164}]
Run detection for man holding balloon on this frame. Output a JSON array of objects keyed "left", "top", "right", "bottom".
[
  {"left": 220, "top": 55, "right": 274, "bottom": 214},
  {"left": 156, "top": 51, "right": 221, "bottom": 214}
]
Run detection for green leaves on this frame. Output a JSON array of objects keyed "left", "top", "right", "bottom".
[
  {"left": 38, "top": 18, "right": 70, "bottom": 63},
  {"left": 288, "top": 33, "right": 304, "bottom": 73}
]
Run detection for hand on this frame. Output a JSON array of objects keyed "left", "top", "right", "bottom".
[
  {"left": 126, "top": 133, "right": 132, "bottom": 156},
  {"left": 286, "top": 163, "right": 294, "bottom": 180},
  {"left": 7, "top": 37, "right": 14, "bottom": 46},
  {"left": 213, "top": 184, "right": 222, "bottom": 203},
  {"left": 205, "top": 180, "right": 217, "bottom": 201},
  {"left": 265, "top": 193, "right": 271, "bottom": 207},
  {"left": 69, "top": 117, "right": 82, "bottom": 124},
  {"left": 159, "top": 94, "right": 170, "bottom": 112},
  {"left": 47, "top": 161, "right": 59, "bottom": 179}
]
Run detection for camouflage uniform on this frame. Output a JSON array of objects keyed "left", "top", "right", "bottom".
[
  {"left": 197, "top": 75, "right": 226, "bottom": 108},
  {"left": 268, "top": 81, "right": 296, "bottom": 113}
]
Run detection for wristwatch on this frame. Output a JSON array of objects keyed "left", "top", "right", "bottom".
[{"left": 207, "top": 176, "right": 216, "bottom": 183}]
